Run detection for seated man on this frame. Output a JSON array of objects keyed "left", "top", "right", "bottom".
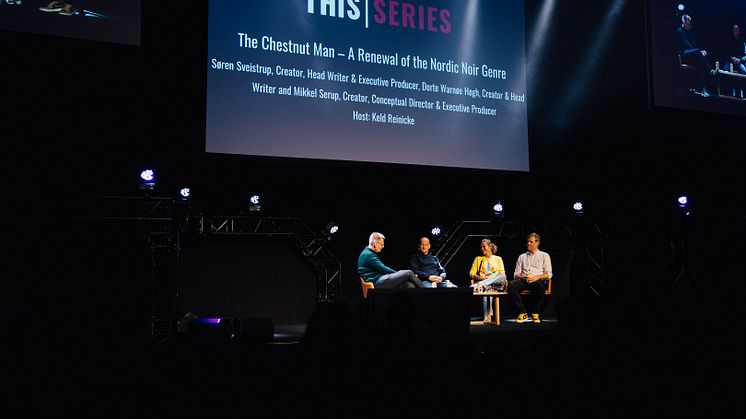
[
  {"left": 723, "top": 24, "right": 746, "bottom": 98},
  {"left": 676, "top": 14, "right": 713, "bottom": 96},
  {"left": 358, "top": 232, "right": 424, "bottom": 289},
  {"left": 409, "top": 236, "right": 456, "bottom": 288},
  {"left": 725, "top": 24, "right": 746, "bottom": 74},
  {"left": 508, "top": 233, "right": 552, "bottom": 324}
]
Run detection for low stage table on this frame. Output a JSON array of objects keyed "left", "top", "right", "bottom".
[{"left": 472, "top": 290, "right": 508, "bottom": 325}]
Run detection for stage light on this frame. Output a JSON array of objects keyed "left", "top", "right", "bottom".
[
  {"left": 139, "top": 169, "right": 156, "bottom": 191},
  {"left": 675, "top": 195, "right": 692, "bottom": 217},
  {"left": 179, "top": 187, "right": 191, "bottom": 200},
  {"left": 677, "top": 4, "right": 685, "bottom": 12},
  {"left": 248, "top": 194, "right": 261, "bottom": 212},
  {"left": 431, "top": 225, "right": 442, "bottom": 237},
  {"left": 324, "top": 221, "right": 339, "bottom": 236},
  {"left": 572, "top": 201, "right": 584, "bottom": 215},
  {"left": 492, "top": 201, "right": 504, "bottom": 217}
]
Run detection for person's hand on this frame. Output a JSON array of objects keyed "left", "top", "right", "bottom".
[
  {"left": 429, "top": 275, "right": 442, "bottom": 283},
  {"left": 525, "top": 275, "right": 534, "bottom": 283}
]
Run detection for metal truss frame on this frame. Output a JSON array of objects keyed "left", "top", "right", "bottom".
[
  {"left": 55, "top": 195, "right": 180, "bottom": 336},
  {"left": 433, "top": 220, "right": 539, "bottom": 268},
  {"left": 198, "top": 215, "right": 342, "bottom": 302}
]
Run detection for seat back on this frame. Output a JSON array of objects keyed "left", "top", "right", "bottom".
[{"left": 360, "top": 277, "right": 375, "bottom": 298}]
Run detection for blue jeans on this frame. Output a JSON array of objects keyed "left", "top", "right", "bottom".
[
  {"left": 475, "top": 274, "right": 506, "bottom": 319},
  {"left": 375, "top": 270, "right": 424, "bottom": 288},
  {"left": 422, "top": 280, "right": 457, "bottom": 288}
]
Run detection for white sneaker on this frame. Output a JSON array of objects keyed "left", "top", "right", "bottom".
[{"left": 39, "top": 1, "right": 64, "bottom": 11}]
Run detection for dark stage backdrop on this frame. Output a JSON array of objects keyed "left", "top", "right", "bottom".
[{"left": 177, "top": 238, "right": 318, "bottom": 325}]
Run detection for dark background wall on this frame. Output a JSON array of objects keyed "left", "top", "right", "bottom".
[{"left": 5, "top": 1, "right": 744, "bottom": 331}]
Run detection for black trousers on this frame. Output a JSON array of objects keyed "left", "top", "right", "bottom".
[{"left": 508, "top": 279, "right": 548, "bottom": 314}]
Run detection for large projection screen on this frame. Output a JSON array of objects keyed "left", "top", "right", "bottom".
[{"left": 206, "top": 0, "right": 529, "bottom": 171}]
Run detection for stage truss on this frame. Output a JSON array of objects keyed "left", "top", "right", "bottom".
[{"left": 54, "top": 195, "right": 342, "bottom": 337}]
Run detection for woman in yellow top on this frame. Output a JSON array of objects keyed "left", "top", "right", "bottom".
[{"left": 470, "top": 238, "right": 507, "bottom": 321}]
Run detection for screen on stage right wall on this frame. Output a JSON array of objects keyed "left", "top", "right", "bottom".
[{"left": 647, "top": 0, "right": 746, "bottom": 116}]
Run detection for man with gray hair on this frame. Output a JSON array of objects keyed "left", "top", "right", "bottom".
[
  {"left": 676, "top": 13, "right": 712, "bottom": 97},
  {"left": 358, "top": 232, "right": 424, "bottom": 289}
]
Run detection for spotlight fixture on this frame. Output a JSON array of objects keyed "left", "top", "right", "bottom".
[
  {"left": 248, "top": 194, "right": 261, "bottom": 212},
  {"left": 492, "top": 201, "right": 504, "bottom": 217},
  {"left": 324, "top": 221, "right": 339, "bottom": 236},
  {"left": 431, "top": 224, "right": 442, "bottom": 238},
  {"left": 572, "top": 201, "right": 584, "bottom": 215},
  {"left": 675, "top": 195, "right": 692, "bottom": 217},
  {"left": 179, "top": 187, "right": 191, "bottom": 200},
  {"left": 139, "top": 169, "right": 156, "bottom": 191}
]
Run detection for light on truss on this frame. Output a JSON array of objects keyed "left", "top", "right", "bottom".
[
  {"left": 139, "top": 169, "right": 156, "bottom": 191},
  {"left": 179, "top": 187, "right": 191, "bottom": 200},
  {"left": 572, "top": 201, "right": 584, "bottom": 215},
  {"left": 676, "top": 195, "right": 692, "bottom": 217},
  {"left": 248, "top": 194, "right": 261, "bottom": 212},
  {"left": 492, "top": 201, "right": 504, "bottom": 217},
  {"left": 325, "top": 221, "right": 339, "bottom": 236}
]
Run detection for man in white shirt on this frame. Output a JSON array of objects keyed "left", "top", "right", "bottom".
[{"left": 509, "top": 233, "right": 552, "bottom": 323}]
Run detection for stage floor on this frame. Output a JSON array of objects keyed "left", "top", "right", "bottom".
[{"left": 271, "top": 317, "right": 560, "bottom": 344}]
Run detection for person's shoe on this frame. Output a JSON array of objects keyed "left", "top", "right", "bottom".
[
  {"left": 39, "top": 1, "right": 65, "bottom": 12},
  {"left": 532, "top": 313, "right": 541, "bottom": 323},
  {"left": 58, "top": 4, "right": 75, "bottom": 16},
  {"left": 701, "top": 88, "right": 710, "bottom": 97},
  {"left": 516, "top": 313, "right": 529, "bottom": 323}
]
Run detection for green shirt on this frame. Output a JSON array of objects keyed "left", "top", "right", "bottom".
[{"left": 357, "top": 247, "right": 395, "bottom": 283}]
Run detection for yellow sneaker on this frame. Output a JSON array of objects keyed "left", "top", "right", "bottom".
[
  {"left": 532, "top": 313, "right": 541, "bottom": 323},
  {"left": 516, "top": 313, "right": 529, "bottom": 323}
]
